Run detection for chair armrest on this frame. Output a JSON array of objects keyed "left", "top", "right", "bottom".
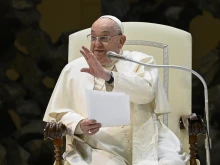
[
  {"left": 179, "top": 114, "right": 206, "bottom": 165},
  {"left": 44, "top": 122, "right": 67, "bottom": 165},
  {"left": 44, "top": 117, "right": 205, "bottom": 165}
]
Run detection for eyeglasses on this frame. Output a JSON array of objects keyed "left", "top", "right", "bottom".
[{"left": 87, "top": 34, "right": 121, "bottom": 43}]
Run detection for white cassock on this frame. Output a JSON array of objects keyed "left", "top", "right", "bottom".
[{"left": 43, "top": 51, "right": 189, "bottom": 165}]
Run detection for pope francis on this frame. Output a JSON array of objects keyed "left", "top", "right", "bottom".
[{"left": 43, "top": 15, "right": 189, "bottom": 165}]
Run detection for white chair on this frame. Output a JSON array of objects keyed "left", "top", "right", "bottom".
[{"left": 45, "top": 22, "right": 203, "bottom": 165}]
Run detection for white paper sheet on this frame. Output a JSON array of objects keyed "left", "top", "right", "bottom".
[{"left": 85, "top": 89, "right": 130, "bottom": 127}]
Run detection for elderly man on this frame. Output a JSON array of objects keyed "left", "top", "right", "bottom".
[{"left": 43, "top": 15, "right": 189, "bottom": 165}]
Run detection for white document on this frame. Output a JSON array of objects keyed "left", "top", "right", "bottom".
[{"left": 85, "top": 89, "right": 130, "bottom": 127}]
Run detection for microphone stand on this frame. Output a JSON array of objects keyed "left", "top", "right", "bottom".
[{"left": 108, "top": 53, "right": 211, "bottom": 165}]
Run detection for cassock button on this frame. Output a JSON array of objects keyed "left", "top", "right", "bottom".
[
  {"left": 126, "top": 140, "right": 129, "bottom": 143},
  {"left": 123, "top": 132, "right": 127, "bottom": 135}
]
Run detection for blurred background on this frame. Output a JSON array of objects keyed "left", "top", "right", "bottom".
[{"left": 0, "top": 0, "right": 220, "bottom": 164}]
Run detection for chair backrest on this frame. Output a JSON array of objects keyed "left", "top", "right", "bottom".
[{"left": 68, "top": 22, "right": 192, "bottom": 153}]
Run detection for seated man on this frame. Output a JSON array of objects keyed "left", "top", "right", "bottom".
[{"left": 43, "top": 15, "right": 189, "bottom": 165}]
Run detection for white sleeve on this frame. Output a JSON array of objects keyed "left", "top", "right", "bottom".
[
  {"left": 59, "top": 112, "right": 84, "bottom": 135},
  {"left": 113, "top": 71, "right": 156, "bottom": 104},
  {"left": 43, "top": 63, "right": 85, "bottom": 131},
  {"left": 112, "top": 54, "right": 157, "bottom": 104}
]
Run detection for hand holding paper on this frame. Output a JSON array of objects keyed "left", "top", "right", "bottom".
[{"left": 85, "top": 89, "right": 130, "bottom": 127}]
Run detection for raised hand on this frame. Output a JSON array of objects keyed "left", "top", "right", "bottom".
[{"left": 80, "top": 46, "right": 111, "bottom": 81}]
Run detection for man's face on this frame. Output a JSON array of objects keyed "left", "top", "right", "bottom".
[{"left": 89, "top": 18, "right": 124, "bottom": 64}]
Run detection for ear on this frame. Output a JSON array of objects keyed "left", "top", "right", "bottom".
[{"left": 119, "top": 35, "right": 126, "bottom": 49}]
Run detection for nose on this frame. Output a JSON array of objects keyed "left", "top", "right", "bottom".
[{"left": 94, "top": 38, "right": 103, "bottom": 46}]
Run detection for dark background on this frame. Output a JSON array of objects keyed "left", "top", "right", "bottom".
[{"left": 0, "top": 0, "right": 220, "bottom": 164}]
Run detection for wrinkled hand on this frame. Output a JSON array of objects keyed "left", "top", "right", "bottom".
[
  {"left": 80, "top": 46, "right": 111, "bottom": 81},
  {"left": 80, "top": 119, "right": 101, "bottom": 135}
]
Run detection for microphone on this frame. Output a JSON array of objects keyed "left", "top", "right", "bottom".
[
  {"left": 107, "top": 50, "right": 211, "bottom": 165},
  {"left": 107, "top": 51, "right": 128, "bottom": 61}
]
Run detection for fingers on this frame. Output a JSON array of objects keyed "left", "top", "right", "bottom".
[
  {"left": 87, "top": 127, "right": 100, "bottom": 135},
  {"left": 80, "top": 46, "right": 92, "bottom": 60},
  {"left": 80, "top": 50, "right": 89, "bottom": 60},
  {"left": 80, "top": 46, "right": 97, "bottom": 62},
  {"left": 84, "top": 123, "right": 101, "bottom": 131},
  {"left": 80, "top": 119, "right": 101, "bottom": 135},
  {"left": 80, "top": 46, "right": 104, "bottom": 79},
  {"left": 80, "top": 47, "right": 96, "bottom": 70},
  {"left": 82, "top": 46, "right": 91, "bottom": 54},
  {"left": 80, "top": 68, "right": 91, "bottom": 74},
  {"left": 84, "top": 119, "right": 97, "bottom": 125}
]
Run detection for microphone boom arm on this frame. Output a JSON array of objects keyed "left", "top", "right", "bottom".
[{"left": 107, "top": 52, "right": 211, "bottom": 165}]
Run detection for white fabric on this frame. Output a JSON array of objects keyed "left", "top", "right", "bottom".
[
  {"left": 44, "top": 51, "right": 188, "bottom": 165},
  {"left": 66, "top": 21, "right": 200, "bottom": 164},
  {"left": 67, "top": 24, "right": 192, "bottom": 153},
  {"left": 120, "top": 23, "right": 192, "bottom": 153},
  {"left": 100, "top": 15, "right": 124, "bottom": 34},
  {"left": 157, "top": 121, "right": 189, "bottom": 165}
]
